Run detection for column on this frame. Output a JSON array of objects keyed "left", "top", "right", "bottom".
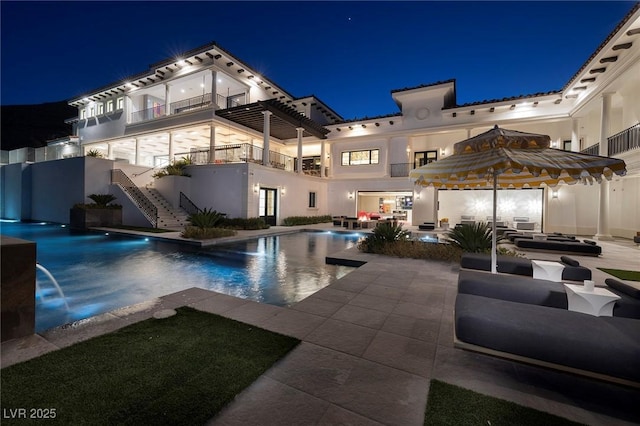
[
  {"left": 168, "top": 132, "right": 174, "bottom": 164},
  {"left": 571, "top": 118, "right": 580, "bottom": 152},
  {"left": 296, "top": 127, "right": 304, "bottom": 174},
  {"left": 165, "top": 84, "right": 171, "bottom": 116},
  {"left": 134, "top": 138, "right": 140, "bottom": 165},
  {"left": 262, "top": 111, "right": 272, "bottom": 166},
  {"left": 210, "top": 70, "right": 217, "bottom": 109},
  {"left": 594, "top": 92, "right": 613, "bottom": 241},
  {"left": 320, "top": 140, "right": 326, "bottom": 178},
  {"left": 107, "top": 143, "right": 113, "bottom": 160},
  {"left": 208, "top": 125, "right": 216, "bottom": 163}
]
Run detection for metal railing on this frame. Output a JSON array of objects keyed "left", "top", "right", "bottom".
[
  {"left": 173, "top": 143, "right": 294, "bottom": 171},
  {"left": 608, "top": 123, "right": 640, "bottom": 156},
  {"left": 581, "top": 144, "right": 600, "bottom": 156},
  {"left": 170, "top": 93, "right": 213, "bottom": 115},
  {"left": 179, "top": 192, "right": 201, "bottom": 216},
  {"left": 130, "top": 104, "right": 166, "bottom": 123},
  {"left": 111, "top": 169, "right": 158, "bottom": 227},
  {"left": 390, "top": 163, "right": 412, "bottom": 177}
]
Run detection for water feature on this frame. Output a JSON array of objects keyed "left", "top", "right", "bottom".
[
  {"left": 0, "top": 221, "right": 361, "bottom": 332},
  {"left": 35, "top": 263, "right": 70, "bottom": 311}
]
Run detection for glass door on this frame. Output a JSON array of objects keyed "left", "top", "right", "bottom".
[{"left": 259, "top": 188, "right": 277, "bottom": 226}]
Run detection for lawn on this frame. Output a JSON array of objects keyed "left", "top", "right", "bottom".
[
  {"left": 424, "top": 380, "right": 582, "bottom": 425},
  {"left": 597, "top": 268, "right": 640, "bottom": 282},
  {"left": 1, "top": 307, "right": 299, "bottom": 425}
]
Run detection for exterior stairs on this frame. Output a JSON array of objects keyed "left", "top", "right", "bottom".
[{"left": 139, "top": 187, "right": 190, "bottom": 229}]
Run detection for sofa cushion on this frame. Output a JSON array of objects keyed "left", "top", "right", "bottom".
[
  {"left": 460, "top": 253, "right": 591, "bottom": 281},
  {"left": 560, "top": 256, "right": 580, "bottom": 267},
  {"left": 606, "top": 278, "right": 640, "bottom": 299},
  {"left": 455, "top": 293, "right": 640, "bottom": 383},
  {"left": 457, "top": 270, "right": 567, "bottom": 308}
]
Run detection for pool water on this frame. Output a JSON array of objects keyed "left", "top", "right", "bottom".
[{"left": 1, "top": 222, "right": 361, "bottom": 332}]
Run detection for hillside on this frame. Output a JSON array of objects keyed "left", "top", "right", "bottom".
[{"left": 1, "top": 101, "right": 77, "bottom": 151}]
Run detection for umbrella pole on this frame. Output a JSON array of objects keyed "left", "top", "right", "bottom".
[{"left": 491, "top": 172, "right": 497, "bottom": 274}]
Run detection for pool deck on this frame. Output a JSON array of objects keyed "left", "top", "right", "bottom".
[{"left": 2, "top": 224, "right": 639, "bottom": 425}]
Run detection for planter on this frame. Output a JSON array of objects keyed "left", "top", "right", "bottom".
[{"left": 70, "top": 207, "right": 122, "bottom": 230}]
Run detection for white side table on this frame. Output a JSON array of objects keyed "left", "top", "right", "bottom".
[
  {"left": 531, "top": 260, "right": 564, "bottom": 282},
  {"left": 564, "top": 283, "right": 621, "bottom": 317}
]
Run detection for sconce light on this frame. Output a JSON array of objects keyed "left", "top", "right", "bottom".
[
  {"left": 440, "top": 148, "right": 446, "bottom": 157},
  {"left": 414, "top": 192, "right": 421, "bottom": 200},
  {"left": 551, "top": 141, "right": 558, "bottom": 148},
  {"left": 281, "top": 187, "right": 286, "bottom": 196},
  {"left": 551, "top": 189, "right": 558, "bottom": 199},
  {"left": 347, "top": 191, "right": 355, "bottom": 200},
  {"left": 253, "top": 183, "right": 260, "bottom": 193}
]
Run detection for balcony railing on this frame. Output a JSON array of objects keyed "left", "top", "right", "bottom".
[
  {"left": 390, "top": 163, "right": 412, "bottom": 177},
  {"left": 174, "top": 143, "right": 294, "bottom": 171},
  {"left": 129, "top": 92, "right": 248, "bottom": 124},
  {"left": 581, "top": 144, "right": 600, "bottom": 156},
  {"left": 608, "top": 123, "right": 640, "bottom": 156}
]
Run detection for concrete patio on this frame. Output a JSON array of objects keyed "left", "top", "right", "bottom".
[{"left": 2, "top": 226, "right": 639, "bottom": 425}]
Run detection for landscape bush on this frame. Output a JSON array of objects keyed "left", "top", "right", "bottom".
[
  {"left": 282, "top": 215, "right": 332, "bottom": 226},
  {"left": 153, "top": 157, "right": 192, "bottom": 178},
  {"left": 187, "top": 208, "right": 224, "bottom": 229},
  {"left": 220, "top": 217, "right": 270, "bottom": 230},
  {"left": 358, "top": 239, "right": 463, "bottom": 262},
  {"left": 181, "top": 226, "right": 236, "bottom": 240},
  {"left": 445, "top": 222, "right": 495, "bottom": 253}
]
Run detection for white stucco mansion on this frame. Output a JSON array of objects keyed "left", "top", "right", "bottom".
[{"left": 2, "top": 4, "right": 639, "bottom": 239}]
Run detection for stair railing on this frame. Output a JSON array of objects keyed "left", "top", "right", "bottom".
[
  {"left": 111, "top": 169, "right": 158, "bottom": 227},
  {"left": 179, "top": 192, "right": 202, "bottom": 216}
]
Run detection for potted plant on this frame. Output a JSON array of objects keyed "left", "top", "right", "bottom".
[
  {"left": 70, "top": 194, "right": 123, "bottom": 229},
  {"left": 440, "top": 217, "right": 449, "bottom": 229}
]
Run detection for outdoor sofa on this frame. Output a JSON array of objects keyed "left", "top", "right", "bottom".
[
  {"left": 460, "top": 252, "right": 592, "bottom": 281},
  {"left": 514, "top": 238, "right": 602, "bottom": 256},
  {"left": 454, "top": 271, "right": 640, "bottom": 386}
]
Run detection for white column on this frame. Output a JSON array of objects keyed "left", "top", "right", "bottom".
[
  {"left": 262, "top": 111, "right": 272, "bottom": 166},
  {"left": 594, "top": 92, "right": 614, "bottom": 241},
  {"left": 320, "top": 140, "right": 326, "bottom": 178},
  {"left": 210, "top": 70, "right": 217, "bottom": 109},
  {"left": 296, "top": 127, "right": 304, "bottom": 174},
  {"left": 385, "top": 138, "right": 391, "bottom": 177},
  {"left": 571, "top": 118, "right": 580, "bottom": 152},
  {"left": 165, "top": 84, "right": 171, "bottom": 116},
  {"left": 107, "top": 143, "right": 113, "bottom": 160},
  {"left": 209, "top": 125, "right": 216, "bottom": 163},
  {"left": 134, "top": 138, "right": 140, "bottom": 165},
  {"left": 168, "top": 132, "right": 174, "bottom": 164}
]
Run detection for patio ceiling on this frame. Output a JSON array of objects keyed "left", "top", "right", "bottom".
[{"left": 216, "top": 99, "right": 330, "bottom": 140}]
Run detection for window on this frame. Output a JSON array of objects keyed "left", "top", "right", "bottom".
[
  {"left": 414, "top": 150, "right": 438, "bottom": 168},
  {"left": 563, "top": 140, "right": 572, "bottom": 151},
  {"left": 106, "top": 100, "right": 113, "bottom": 113},
  {"left": 89, "top": 106, "right": 95, "bottom": 117},
  {"left": 309, "top": 192, "right": 317, "bottom": 208},
  {"left": 117, "top": 98, "right": 124, "bottom": 110},
  {"left": 98, "top": 103, "right": 104, "bottom": 115},
  {"left": 341, "top": 149, "right": 379, "bottom": 166},
  {"left": 80, "top": 109, "right": 86, "bottom": 119}
]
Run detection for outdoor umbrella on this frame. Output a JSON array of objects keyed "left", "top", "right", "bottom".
[{"left": 409, "top": 125, "right": 627, "bottom": 273}]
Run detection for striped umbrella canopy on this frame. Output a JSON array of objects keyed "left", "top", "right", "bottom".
[{"left": 409, "top": 125, "right": 627, "bottom": 273}]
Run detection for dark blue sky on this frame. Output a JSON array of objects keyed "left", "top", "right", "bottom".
[{"left": 1, "top": 1, "right": 635, "bottom": 119}]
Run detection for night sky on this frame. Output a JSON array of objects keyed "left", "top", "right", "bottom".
[{"left": 1, "top": 1, "right": 635, "bottom": 119}]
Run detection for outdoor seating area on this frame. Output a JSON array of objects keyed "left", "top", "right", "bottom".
[
  {"left": 454, "top": 269, "right": 640, "bottom": 387},
  {"left": 460, "top": 253, "right": 592, "bottom": 281}
]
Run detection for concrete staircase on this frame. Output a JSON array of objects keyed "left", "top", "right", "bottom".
[{"left": 139, "top": 187, "right": 190, "bottom": 229}]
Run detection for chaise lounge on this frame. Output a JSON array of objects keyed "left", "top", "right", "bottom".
[
  {"left": 455, "top": 271, "right": 640, "bottom": 387},
  {"left": 514, "top": 238, "right": 602, "bottom": 256},
  {"left": 460, "top": 252, "right": 592, "bottom": 281}
]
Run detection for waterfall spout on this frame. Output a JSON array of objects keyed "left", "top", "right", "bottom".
[{"left": 35, "top": 263, "right": 70, "bottom": 311}]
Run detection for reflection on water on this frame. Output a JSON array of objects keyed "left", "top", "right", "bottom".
[{"left": 1, "top": 222, "right": 360, "bottom": 332}]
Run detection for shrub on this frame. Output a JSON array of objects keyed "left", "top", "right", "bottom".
[
  {"left": 445, "top": 222, "right": 495, "bottom": 253},
  {"left": 359, "top": 222, "right": 409, "bottom": 252},
  {"left": 181, "top": 226, "right": 236, "bottom": 240},
  {"left": 358, "top": 239, "right": 463, "bottom": 262},
  {"left": 85, "top": 149, "right": 104, "bottom": 158},
  {"left": 220, "top": 217, "right": 269, "bottom": 230},
  {"left": 282, "top": 215, "right": 332, "bottom": 226},
  {"left": 153, "top": 157, "right": 192, "bottom": 178},
  {"left": 88, "top": 194, "right": 117, "bottom": 207},
  {"left": 187, "top": 208, "right": 224, "bottom": 229}
]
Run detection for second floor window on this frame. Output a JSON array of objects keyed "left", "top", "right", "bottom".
[
  {"left": 341, "top": 149, "right": 379, "bottom": 166},
  {"left": 414, "top": 150, "right": 438, "bottom": 168},
  {"left": 106, "top": 100, "right": 113, "bottom": 113},
  {"left": 98, "top": 103, "right": 104, "bottom": 115},
  {"left": 80, "top": 109, "right": 86, "bottom": 119},
  {"left": 117, "top": 98, "right": 124, "bottom": 110}
]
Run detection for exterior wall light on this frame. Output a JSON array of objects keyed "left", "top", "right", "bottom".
[
  {"left": 348, "top": 191, "right": 355, "bottom": 200},
  {"left": 253, "top": 183, "right": 260, "bottom": 193},
  {"left": 281, "top": 187, "right": 286, "bottom": 196},
  {"left": 552, "top": 189, "right": 559, "bottom": 199}
]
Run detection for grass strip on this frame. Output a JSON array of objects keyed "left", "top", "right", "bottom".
[
  {"left": 1, "top": 307, "right": 299, "bottom": 425},
  {"left": 424, "top": 380, "right": 582, "bottom": 426},
  {"left": 597, "top": 268, "right": 640, "bottom": 282}
]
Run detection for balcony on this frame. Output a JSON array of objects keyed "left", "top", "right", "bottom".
[
  {"left": 129, "top": 92, "right": 247, "bottom": 124},
  {"left": 608, "top": 123, "right": 640, "bottom": 156},
  {"left": 174, "top": 143, "right": 295, "bottom": 172}
]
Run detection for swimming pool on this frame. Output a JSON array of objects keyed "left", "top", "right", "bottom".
[{"left": 1, "top": 222, "right": 361, "bottom": 332}]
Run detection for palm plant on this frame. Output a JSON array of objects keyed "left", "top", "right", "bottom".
[
  {"left": 87, "top": 193, "right": 117, "bottom": 207},
  {"left": 360, "top": 221, "right": 409, "bottom": 252},
  {"left": 187, "top": 208, "right": 224, "bottom": 229},
  {"left": 445, "top": 222, "right": 494, "bottom": 253}
]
